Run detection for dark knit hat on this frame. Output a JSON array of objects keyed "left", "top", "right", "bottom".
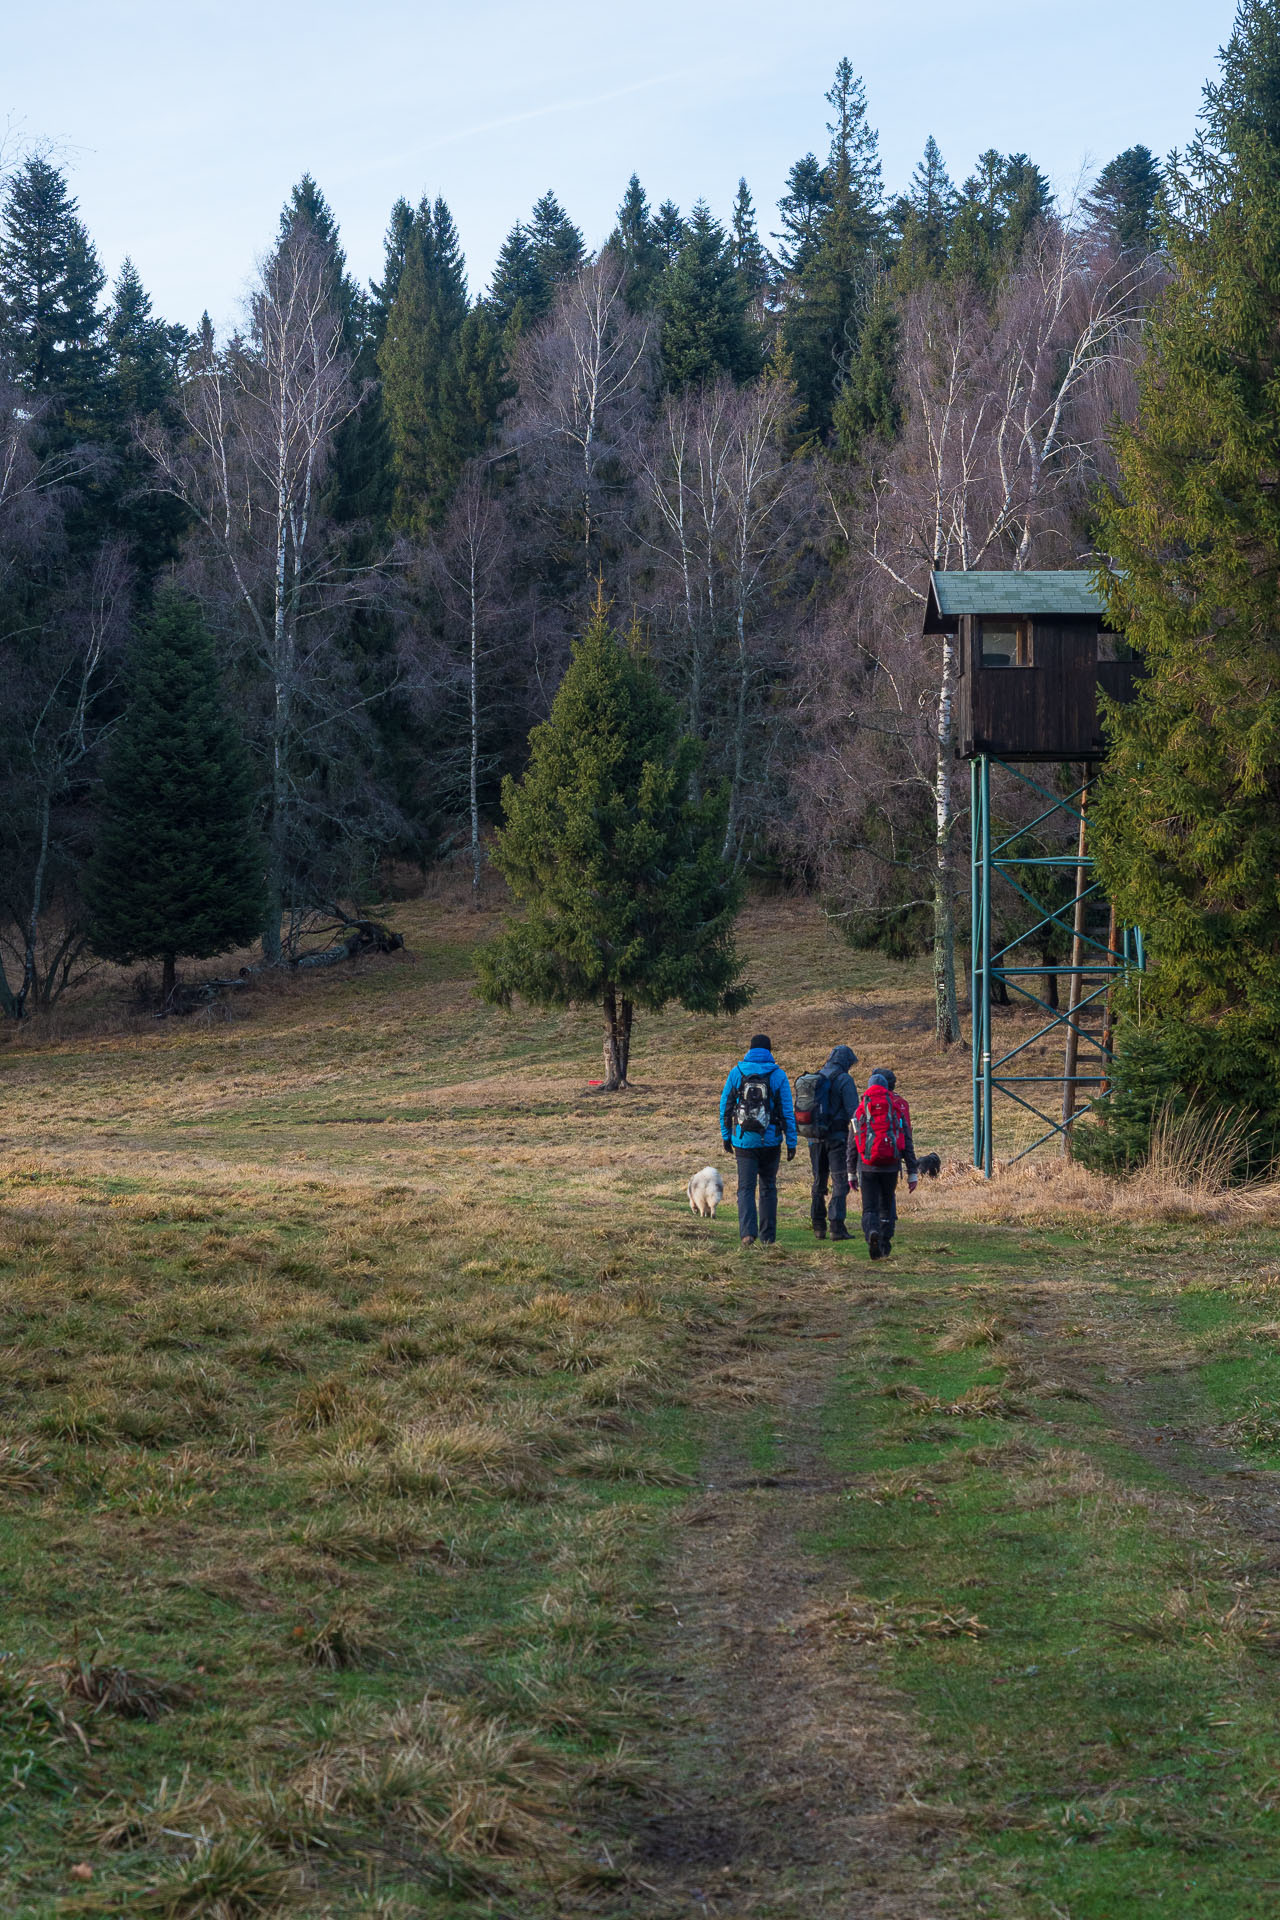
[{"left": 749, "top": 1032, "right": 772, "bottom": 1052}]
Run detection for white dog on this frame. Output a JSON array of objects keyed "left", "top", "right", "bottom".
[{"left": 687, "top": 1165, "right": 724, "bottom": 1219}]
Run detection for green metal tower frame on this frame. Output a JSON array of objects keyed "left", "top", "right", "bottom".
[{"left": 970, "top": 756, "right": 1144, "bottom": 1176}]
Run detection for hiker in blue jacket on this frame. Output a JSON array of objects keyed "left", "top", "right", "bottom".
[{"left": 719, "top": 1033, "right": 797, "bottom": 1246}]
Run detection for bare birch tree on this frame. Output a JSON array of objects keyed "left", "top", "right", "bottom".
[
  {"left": 432, "top": 474, "right": 510, "bottom": 896},
  {"left": 141, "top": 230, "right": 398, "bottom": 957},
  {"left": 507, "top": 256, "right": 650, "bottom": 608},
  {"left": 639, "top": 373, "right": 810, "bottom": 856},
  {"left": 806, "top": 224, "right": 1153, "bottom": 1044}
]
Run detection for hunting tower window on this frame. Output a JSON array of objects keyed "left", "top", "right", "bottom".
[{"left": 980, "top": 618, "right": 1033, "bottom": 668}]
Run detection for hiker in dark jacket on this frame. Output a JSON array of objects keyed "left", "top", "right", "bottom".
[
  {"left": 853, "top": 1068, "right": 918, "bottom": 1260},
  {"left": 809, "top": 1044, "right": 859, "bottom": 1242},
  {"left": 719, "top": 1033, "right": 797, "bottom": 1246}
]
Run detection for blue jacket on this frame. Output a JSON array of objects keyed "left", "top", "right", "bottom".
[
  {"left": 720, "top": 1048, "right": 797, "bottom": 1152},
  {"left": 818, "top": 1044, "right": 859, "bottom": 1136}
]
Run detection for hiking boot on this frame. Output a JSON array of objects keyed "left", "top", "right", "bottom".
[
  {"left": 813, "top": 1222, "right": 827, "bottom": 1240},
  {"left": 740, "top": 1236, "right": 756, "bottom": 1248},
  {"left": 830, "top": 1223, "right": 851, "bottom": 1242},
  {"left": 868, "top": 1231, "right": 881, "bottom": 1260},
  {"left": 881, "top": 1241, "right": 893, "bottom": 1259}
]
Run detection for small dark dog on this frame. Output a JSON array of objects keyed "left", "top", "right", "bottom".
[{"left": 917, "top": 1153, "right": 942, "bottom": 1180}]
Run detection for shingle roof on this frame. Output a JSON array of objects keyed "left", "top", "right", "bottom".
[{"left": 924, "top": 570, "right": 1110, "bottom": 630}]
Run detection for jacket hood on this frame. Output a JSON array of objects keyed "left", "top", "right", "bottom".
[
  {"left": 740, "top": 1047, "right": 777, "bottom": 1068},
  {"left": 868, "top": 1068, "right": 895, "bottom": 1090},
  {"left": 822, "top": 1045, "right": 857, "bottom": 1074}
]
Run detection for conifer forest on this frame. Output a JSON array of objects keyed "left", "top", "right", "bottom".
[
  {"left": 0, "top": 61, "right": 1160, "bottom": 969},
  {"left": 3, "top": 10, "right": 1280, "bottom": 1136},
  {"left": 12, "top": 9, "right": 1280, "bottom": 1915}
]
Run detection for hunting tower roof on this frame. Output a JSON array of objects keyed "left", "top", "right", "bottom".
[{"left": 923, "top": 570, "right": 1113, "bottom": 632}]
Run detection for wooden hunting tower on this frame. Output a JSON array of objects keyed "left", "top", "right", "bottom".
[
  {"left": 922, "top": 570, "right": 1138, "bottom": 762},
  {"left": 924, "top": 570, "right": 1146, "bottom": 1176}
]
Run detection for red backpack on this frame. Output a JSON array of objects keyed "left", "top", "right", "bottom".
[{"left": 855, "top": 1083, "right": 907, "bottom": 1168}]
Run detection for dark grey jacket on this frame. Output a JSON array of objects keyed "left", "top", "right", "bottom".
[{"left": 818, "top": 1045, "right": 859, "bottom": 1136}]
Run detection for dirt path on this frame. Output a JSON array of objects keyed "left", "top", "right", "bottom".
[{"left": 609, "top": 1274, "right": 959, "bottom": 1920}]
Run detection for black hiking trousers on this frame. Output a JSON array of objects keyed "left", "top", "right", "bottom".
[
  {"left": 734, "top": 1145, "right": 781, "bottom": 1242},
  {"left": 859, "top": 1166, "right": 899, "bottom": 1251},
  {"left": 809, "top": 1134, "right": 849, "bottom": 1230}
]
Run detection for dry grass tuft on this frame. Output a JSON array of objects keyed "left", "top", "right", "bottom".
[
  {"left": 51, "top": 1649, "right": 196, "bottom": 1723},
  {"left": 928, "top": 1149, "right": 1280, "bottom": 1229},
  {"left": 293, "top": 1509, "right": 450, "bottom": 1566},
  {"left": 1109, "top": 1584, "right": 1280, "bottom": 1655},
  {"left": 293, "top": 1609, "right": 384, "bottom": 1672},
  {"left": 0, "top": 1437, "right": 50, "bottom": 1491},
  {"left": 845, "top": 1469, "right": 948, "bottom": 1511},
  {"left": 1224, "top": 1399, "right": 1280, "bottom": 1455},
  {"left": 934, "top": 1315, "right": 1006, "bottom": 1353},
  {"left": 285, "top": 1691, "right": 575, "bottom": 1862},
  {"left": 568, "top": 1441, "right": 694, "bottom": 1486},
  {"left": 1146, "top": 1102, "right": 1257, "bottom": 1195},
  {"left": 63, "top": 1832, "right": 305, "bottom": 1916},
  {"left": 904, "top": 1383, "right": 1028, "bottom": 1422},
  {"left": 802, "top": 1594, "right": 988, "bottom": 1647}
]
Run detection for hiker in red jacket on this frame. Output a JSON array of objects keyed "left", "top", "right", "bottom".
[{"left": 852, "top": 1068, "right": 918, "bottom": 1261}]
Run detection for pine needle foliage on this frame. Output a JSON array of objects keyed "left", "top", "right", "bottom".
[
  {"left": 86, "top": 591, "right": 264, "bottom": 998},
  {"left": 1090, "top": 0, "right": 1280, "bottom": 1159},
  {"left": 477, "top": 602, "right": 750, "bottom": 1086}
]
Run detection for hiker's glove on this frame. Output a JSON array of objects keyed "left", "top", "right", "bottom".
[
  {"left": 722, "top": 1138, "right": 732, "bottom": 1156},
  {"left": 908, "top": 1177, "right": 918, "bottom": 1194},
  {"left": 787, "top": 1145, "right": 796, "bottom": 1162}
]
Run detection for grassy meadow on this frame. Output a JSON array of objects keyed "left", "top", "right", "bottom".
[{"left": 2, "top": 889, "right": 1280, "bottom": 1916}]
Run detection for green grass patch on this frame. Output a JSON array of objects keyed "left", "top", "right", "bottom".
[{"left": 812, "top": 1228, "right": 1280, "bottom": 1918}]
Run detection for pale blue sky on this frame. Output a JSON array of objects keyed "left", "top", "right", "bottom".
[{"left": 6, "top": 0, "right": 1240, "bottom": 330}]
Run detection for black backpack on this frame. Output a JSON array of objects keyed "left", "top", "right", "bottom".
[{"left": 732, "top": 1070, "right": 780, "bottom": 1140}]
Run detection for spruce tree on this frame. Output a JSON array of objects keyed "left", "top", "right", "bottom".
[
  {"left": 489, "top": 223, "right": 551, "bottom": 332},
  {"left": 104, "top": 260, "right": 171, "bottom": 417},
  {"left": 1085, "top": 145, "right": 1165, "bottom": 254},
  {"left": 278, "top": 174, "right": 365, "bottom": 349},
  {"left": 528, "top": 191, "right": 585, "bottom": 285},
  {"left": 1091, "top": 0, "right": 1280, "bottom": 1147},
  {"left": 477, "top": 602, "right": 750, "bottom": 1088},
  {"left": 369, "top": 198, "right": 416, "bottom": 346},
  {"left": 653, "top": 201, "right": 688, "bottom": 269},
  {"left": 87, "top": 591, "right": 264, "bottom": 1002},
  {"left": 782, "top": 62, "right": 884, "bottom": 436},
  {"left": 731, "top": 178, "right": 772, "bottom": 300},
  {"left": 0, "top": 156, "right": 105, "bottom": 410},
  {"left": 775, "top": 154, "right": 830, "bottom": 275},
  {"left": 609, "top": 174, "right": 661, "bottom": 307},
  {"left": 832, "top": 278, "right": 901, "bottom": 455},
  {"left": 946, "top": 150, "right": 1053, "bottom": 288},
  {"left": 890, "top": 136, "right": 956, "bottom": 289},
  {"left": 658, "top": 203, "right": 759, "bottom": 390},
  {"left": 999, "top": 154, "right": 1054, "bottom": 258},
  {"left": 379, "top": 195, "right": 483, "bottom": 531},
  {"left": 100, "top": 261, "right": 187, "bottom": 571}
]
